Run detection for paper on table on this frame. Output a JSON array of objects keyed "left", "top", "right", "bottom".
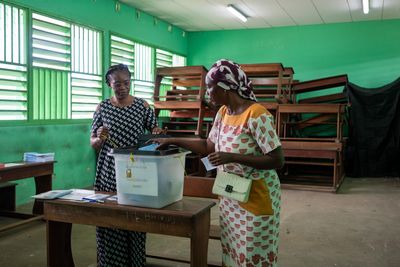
[
  {"left": 58, "top": 189, "right": 95, "bottom": 200},
  {"left": 32, "top": 189, "right": 73, "bottom": 199},
  {"left": 201, "top": 156, "right": 217, "bottom": 171},
  {"left": 82, "top": 193, "right": 110, "bottom": 202},
  {"left": 4, "top": 163, "right": 24, "bottom": 167},
  {"left": 107, "top": 195, "right": 118, "bottom": 201}
]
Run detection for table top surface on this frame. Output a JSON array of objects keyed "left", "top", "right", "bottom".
[
  {"left": 44, "top": 197, "right": 216, "bottom": 218},
  {"left": 0, "top": 161, "right": 55, "bottom": 171}
]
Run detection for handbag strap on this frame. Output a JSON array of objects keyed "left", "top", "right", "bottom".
[{"left": 216, "top": 114, "right": 254, "bottom": 180}]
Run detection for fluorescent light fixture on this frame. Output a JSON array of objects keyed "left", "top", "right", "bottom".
[
  {"left": 227, "top": 4, "right": 247, "bottom": 22},
  {"left": 362, "top": 0, "right": 369, "bottom": 14}
]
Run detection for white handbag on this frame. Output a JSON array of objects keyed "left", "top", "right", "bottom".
[{"left": 212, "top": 169, "right": 253, "bottom": 202}]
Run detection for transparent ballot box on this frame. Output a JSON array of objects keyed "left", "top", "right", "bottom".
[{"left": 109, "top": 146, "right": 189, "bottom": 208}]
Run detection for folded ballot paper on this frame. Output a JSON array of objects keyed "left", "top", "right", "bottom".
[
  {"left": 138, "top": 143, "right": 158, "bottom": 151},
  {"left": 24, "top": 152, "right": 55, "bottom": 162}
]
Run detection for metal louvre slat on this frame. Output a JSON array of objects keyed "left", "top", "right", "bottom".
[
  {"left": 32, "top": 28, "right": 70, "bottom": 45},
  {"left": 32, "top": 13, "right": 71, "bottom": 71},
  {"left": 111, "top": 41, "right": 134, "bottom": 53},
  {"left": 110, "top": 34, "right": 135, "bottom": 77},
  {"left": 111, "top": 48, "right": 134, "bottom": 59},
  {"left": 0, "top": 55, "right": 27, "bottom": 119},
  {"left": 71, "top": 72, "right": 102, "bottom": 118}
]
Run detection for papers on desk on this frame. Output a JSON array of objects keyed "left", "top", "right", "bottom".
[
  {"left": 58, "top": 189, "right": 95, "bottom": 200},
  {"left": 32, "top": 189, "right": 116, "bottom": 202},
  {"left": 32, "top": 189, "right": 73, "bottom": 199},
  {"left": 2, "top": 163, "right": 24, "bottom": 168},
  {"left": 107, "top": 195, "right": 118, "bottom": 201},
  {"left": 24, "top": 152, "right": 55, "bottom": 162},
  {"left": 82, "top": 193, "right": 110, "bottom": 203}
]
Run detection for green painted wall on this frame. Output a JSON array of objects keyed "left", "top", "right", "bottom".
[
  {"left": 1, "top": 0, "right": 187, "bottom": 205},
  {"left": 188, "top": 19, "right": 400, "bottom": 88},
  {"left": 0, "top": 123, "right": 95, "bottom": 205}
]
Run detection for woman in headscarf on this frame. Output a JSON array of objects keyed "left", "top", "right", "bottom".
[{"left": 154, "top": 59, "right": 284, "bottom": 266}]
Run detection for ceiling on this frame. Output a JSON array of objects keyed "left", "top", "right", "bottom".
[{"left": 120, "top": 0, "right": 400, "bottom": 31}]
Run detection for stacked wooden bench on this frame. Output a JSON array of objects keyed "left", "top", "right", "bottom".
[
  {"left": 241, "top": 63, "right": 295, "bottom": 118},
  {"left": 275, "top": 74, "right": 349, "bottom": 192},
  {"left": 277, "top": 102, "right": 347, "bottom": 192},
  {"left": 292, "top": 74, "right": 348, "bottom": 104},
  {"left": 153, "top": 65, "right": 350, "bottom": 192},
  {"left": 153, "top": 65, "right": 214, "bottom": 138},
  {"left": 241, "top": 65, "right": 295, "bottom": 101}
]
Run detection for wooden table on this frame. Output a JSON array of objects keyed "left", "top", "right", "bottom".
[
  {"left": 44, "top": 198, "right": 216, "bottom": 267},
  {"left": 0, "top": 161, "right": 54, "bottom": 232}
]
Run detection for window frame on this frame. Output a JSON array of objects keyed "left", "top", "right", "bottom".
[
  {"left": 0, "top": 2, "right": 29, "bottom": 123},
  {"left": 0, "top": 2, "right": 187, "bottom": 126}
]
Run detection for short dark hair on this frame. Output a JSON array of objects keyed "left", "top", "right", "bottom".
[{"left": 105, "top": 64, "right": 131, "bottom": 86}]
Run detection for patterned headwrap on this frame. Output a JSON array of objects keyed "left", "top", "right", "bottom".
[{"left": 206, "top": 59, "right": 257, "bottom": 102}]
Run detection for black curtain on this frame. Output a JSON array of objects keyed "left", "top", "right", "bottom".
[{"left": 344, "top": 78, "right": 400, "bottom": 177}]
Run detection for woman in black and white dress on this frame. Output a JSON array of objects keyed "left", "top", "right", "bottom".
[{"left": 90, "top": 64, "right": 162, "bottom": 266}]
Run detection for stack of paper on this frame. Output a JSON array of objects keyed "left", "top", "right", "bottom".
[
  {"left": 32, "top": 189, "right": 73, "bottom": 199},
  {"left": 24, "top": 152, "right": 55, "bottom": 162},
  {"left": 31, "top": 188, "right": 117, "bottom": 202}
]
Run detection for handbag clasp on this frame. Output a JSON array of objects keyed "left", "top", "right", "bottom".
[{"left": 225, "top": 184, "right": 233, "bottom": 193}]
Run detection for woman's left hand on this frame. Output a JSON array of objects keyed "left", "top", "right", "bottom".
[{"left": 208, "top": 152, "right": 235, "bottom": 166}]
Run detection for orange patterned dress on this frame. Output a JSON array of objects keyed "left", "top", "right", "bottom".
[{"left": 208, "top": 103, "right": 281, "bottom": 267}]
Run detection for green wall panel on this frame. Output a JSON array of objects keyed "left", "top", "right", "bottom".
[
  {"left": 188, "top": 19, "right": 400, "bottom": 88},
  {"left": 0, "top": 123, "right": 95, "bottom": 205}
]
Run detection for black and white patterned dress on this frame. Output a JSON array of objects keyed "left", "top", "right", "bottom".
[{"left": 91, "top": 97, "right": 157, "bottom": 267}]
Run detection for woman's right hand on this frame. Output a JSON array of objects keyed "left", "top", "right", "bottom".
[{"left": 96, "top": 126, "right": 109, "bottom": 141}]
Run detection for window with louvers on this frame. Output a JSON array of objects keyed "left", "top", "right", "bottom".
[
  {"left": 0, "top": 3, "right": 27, "bottom": 120},
  {"left": 133, "top": 43, "right": 154, "bottom": 105},
  {"left": 110, "top": 35, "right": 155, "bottom": 104},
  {"left": 31, "top": 13, "right": 102, "bottom": 120},
  {"left": 70, "top": 25, "right": 102, "bottom": 119},
  {"left": 110, "top": 35, "right": 135, "bottom": 94}
]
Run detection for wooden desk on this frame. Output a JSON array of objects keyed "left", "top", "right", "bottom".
[
  {"left": 44, "top": 198, "right": 216, "bottom": 267},
  {"left": 0, "top": 161, "right": 54, "bottom": 232}
]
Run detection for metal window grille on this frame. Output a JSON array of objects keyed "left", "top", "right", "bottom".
[{"left": 0, "top": 3, "right": 27, "bottom": 120}]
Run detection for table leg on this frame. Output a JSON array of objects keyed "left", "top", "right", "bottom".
[
  {"left": 47, "top": 220, "right": 74, "bottom": 267},
  {"left": 33, "top": 174, "right": 52, "bottom": 214},
  {"left": 0, "top": 182, "right": 16, "bottom": 211},
  {"left": 190, "top": 210, "right": 211, "bottom": 267}
]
